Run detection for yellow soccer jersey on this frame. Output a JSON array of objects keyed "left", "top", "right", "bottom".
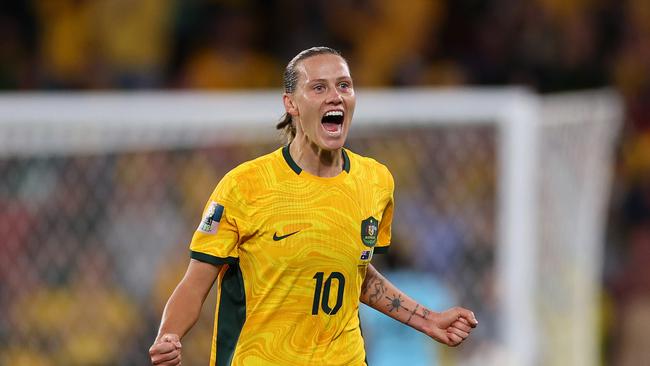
[{"left": 189, "top": 145, "right": 394, "bottom": 366}]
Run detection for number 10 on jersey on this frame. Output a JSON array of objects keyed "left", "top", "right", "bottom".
[{"left": 312, "top": 272, "right": 345, "bottom": 315}]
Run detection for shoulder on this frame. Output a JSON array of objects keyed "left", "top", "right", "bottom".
[
  {"left": 219, "top": 147, "right": 284, "bottom": 198},
  {"left": 345, "top": 148, "right": 394, "bottom": 190},
  {"left": 227, "top": 148, "right": 281, "bottom": 179}
]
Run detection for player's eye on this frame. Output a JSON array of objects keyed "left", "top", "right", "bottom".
[
  {"left": 338, "top": 81, "right": 353, "bottom": 92},
  {"left": 313, "top": 84, "right": 325, "bottom": 92}
]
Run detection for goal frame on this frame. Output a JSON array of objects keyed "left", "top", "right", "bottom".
[{"left": 0, "top": 88, "right": 622, "bottom": 365}]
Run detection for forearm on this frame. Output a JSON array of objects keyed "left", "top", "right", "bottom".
[
  {"left": 360, "top": 264, "right": 433, "bottom": 334},
  {"left": 156, "top": 260, "right": 220, "bottom": 340},
  {"left": 157, "top": 283, "right": 205, "bottom": 340}
]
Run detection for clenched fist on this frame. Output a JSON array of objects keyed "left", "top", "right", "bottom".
[{"left": 149, "top": 333, "right": 182, "bottom": 365}]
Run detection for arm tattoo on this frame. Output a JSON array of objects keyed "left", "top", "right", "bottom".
[
  {"left": 421, "top": 308, "right": 431, "bottom": 320},
  {"left": 361, "top": 272, "right": 387, "bottom": 305},
  {"left": 388, "top": 299, "right": 432, "bottom": 325},
  {"left": 362, "top": 266, "right": 432, "bottom": 326},
  {"left": 386, "top": 293, "right": 408, "bottom": 313},
  {"left": 406, "top": 304, "right": 419, "bottom": 325}
]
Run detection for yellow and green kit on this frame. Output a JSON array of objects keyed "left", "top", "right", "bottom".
[{"left": 190, "top": 145, "right": 394, "bottom": 366}]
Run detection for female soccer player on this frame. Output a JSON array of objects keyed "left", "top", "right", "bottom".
[{"left": 149, "top": 47, "right": 478, "bottom": 366}]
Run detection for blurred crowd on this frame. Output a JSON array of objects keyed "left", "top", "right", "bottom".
[
  {"left": 0, "top": 0, "right": 647, "bottom": 94},
  {"left": 1, "top": 0, "right": 650, "bottom": 365},
  {"left": 0, "top": 146, "right": 270, "bottom": 365}
]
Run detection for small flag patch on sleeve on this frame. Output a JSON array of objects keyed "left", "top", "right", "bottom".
[
  {"left": 197, "top": 202, "right": 224, "bottom": 234},
  {"left": 360, "top": 250, "right": 372, "bottom": 261}
]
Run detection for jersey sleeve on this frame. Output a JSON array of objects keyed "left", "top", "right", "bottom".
[
  {"left": 375, "top": 168, "right": 394, "bottom": 254},
  {"left": 189, "top": 174, "right": 247, "bottom": 265}
]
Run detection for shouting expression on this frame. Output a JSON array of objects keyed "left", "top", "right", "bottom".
[{"left": 284, "top": 53, "right": 356, "bottom": 151}]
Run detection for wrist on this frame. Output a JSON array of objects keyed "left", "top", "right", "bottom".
[{"left": 403, "top": 306, "right": 437, "bottom": 333}]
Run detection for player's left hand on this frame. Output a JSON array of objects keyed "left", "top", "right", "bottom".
[{"left": 424, "top": 306, "right": 478, "bottom": 347}]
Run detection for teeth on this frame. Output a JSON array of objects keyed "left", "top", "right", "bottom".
[{"left": 324, "top": 111, "right": 343, "bottom": 117}]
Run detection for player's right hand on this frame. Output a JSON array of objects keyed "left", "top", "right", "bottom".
[{"left": 149, "top": 333, "right": 182, "bottom": 365}]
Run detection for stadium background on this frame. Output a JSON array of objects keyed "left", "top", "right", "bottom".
[{"left": 0, "top": 0, "right": 648, "bottom": 365}]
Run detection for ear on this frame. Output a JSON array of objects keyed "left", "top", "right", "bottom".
[{"left": 283, "top": 93, "right": 299, "bottom": 117}]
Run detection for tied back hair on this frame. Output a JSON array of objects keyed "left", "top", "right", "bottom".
[{"left": 276, "top": 46, "right": 345, "bottom": 143}]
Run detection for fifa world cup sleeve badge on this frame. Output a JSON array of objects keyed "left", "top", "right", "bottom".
[
  {"left": 360, "top": 216, "right": 379, "bottom": 247},
  {"left": 197, "top": 202, "right": 224, "bottom": 234}
]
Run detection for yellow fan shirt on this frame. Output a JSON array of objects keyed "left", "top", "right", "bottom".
[{"left": 189, "top": 145, "right": 394, "bottom": 366}]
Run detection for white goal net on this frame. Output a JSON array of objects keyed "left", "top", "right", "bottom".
[{"left": 0, "top": 88, "right": 621, "bottom": 366}]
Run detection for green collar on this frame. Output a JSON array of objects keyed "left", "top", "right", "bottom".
[{"left": 282, "top": 144, "right": 350, "bottom": 175}]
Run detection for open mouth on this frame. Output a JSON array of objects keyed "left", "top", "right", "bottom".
[{"left": 321, "top": 110, "right": 344, "bottom": 134}]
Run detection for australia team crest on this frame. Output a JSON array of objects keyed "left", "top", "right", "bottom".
[{"left": 360, "top": 216, "right": 379, "bottom": 247}]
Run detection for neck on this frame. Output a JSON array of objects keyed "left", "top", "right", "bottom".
[{"left": 289, "top": 136, "right": 343, "bottom": 178}]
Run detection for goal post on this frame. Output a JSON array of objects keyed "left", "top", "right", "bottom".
[{"left": 0, "top": 88, "right": 621, "bottom": 366}]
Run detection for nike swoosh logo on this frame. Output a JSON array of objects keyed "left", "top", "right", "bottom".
[{"left": 273, "top": 231, "right": 300, "bottom": 241}]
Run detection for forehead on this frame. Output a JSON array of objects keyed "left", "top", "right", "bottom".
[{"left": 296, "top": 54, "right": 351, "bottom": 83}]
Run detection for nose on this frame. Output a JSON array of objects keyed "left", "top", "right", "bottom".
[{"left": 325, "top": 87, "right": 343, "bottom": 105}]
